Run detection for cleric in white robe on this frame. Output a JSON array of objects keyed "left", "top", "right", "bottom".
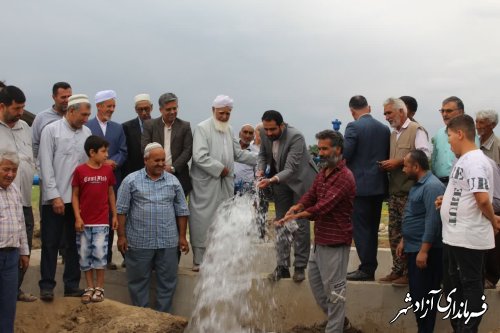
[{"left": 188, "top": 95, "right": 256, "bottom": 270}]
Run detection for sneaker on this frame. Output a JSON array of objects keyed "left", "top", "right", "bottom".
[
  {"left": 268, "top": 266, "right": 291, "bottom": 281},
  {"left": 346, "top": 270, "right": 375, "bottom": 281},
  {"left": 392, "top": 275, "right": 409, "bottom": 287},
  {"left": 40, "top": 289, "right": 54, "bottom": 302},
  {"left": 293, "top": 267, "right": 306, "bottom": 283},
  {"left": 378, "top": 272, "right": 400, "bottom": 283}
]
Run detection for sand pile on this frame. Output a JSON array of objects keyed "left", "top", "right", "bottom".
[{"left": 15, "top": 298, "right": 187, "bottom": 333}]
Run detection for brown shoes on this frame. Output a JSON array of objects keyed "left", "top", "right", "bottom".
[
  {"left": 391, "top": 275, "right": 409, "bottom": 287},
  {"left": 378, "top": 272, "right": 400, "bottom": 283}
]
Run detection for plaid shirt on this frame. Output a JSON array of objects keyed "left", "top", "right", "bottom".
[
  {"left": 0, "top": 183, "right": 29, "bottom": 255},
  {"left": 116, "top": 169, "right": 189, "bottom": 249},
  {"left": 299, "top": 159, "right": 356, "bottom": 246}
]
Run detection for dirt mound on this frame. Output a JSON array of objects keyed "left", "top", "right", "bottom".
[{"left": 15, "top": 297, "right": 187, "bottom": 333}]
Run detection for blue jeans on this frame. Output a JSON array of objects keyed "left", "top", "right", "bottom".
[
  {"left": 76, "top": 226, "right": 109, "bottom": 271},
  {"left": 0, "top": 248, "right": 19, "bottom": 333},
  {"left": 407, "top": 248, "right": 442, "bottom": 333},
  {"left": 39, "top": 204, "right": 81, "bottom": 292},
  {"left": 443, "top": 244, "right": 486, "bottom": 333},
  {"left": 125, "top": 247, "right": 178, "bottom": 312}
]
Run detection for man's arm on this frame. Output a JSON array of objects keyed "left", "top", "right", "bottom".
[
  {"left": 176, "top": 216, "right": 189, "bottom": 254},
  {"left": 117, "top": 214, "right": 128, "bottom": 254},
  {"left": 109, "top": 186, "right": 118, "bottom": 230},
  {"left": 343, "top": 122, "right": 357, "bottom": 162},
  {"left": 140, "top": 119, "right": 154, "bottom": 153},
  {"left": 71, "top": 186, "right": 84, "bottom": 232},
  {"left": 233, "top": 135, "right": 257, "bottom": 166},
  {"left": 475, "top": 192, "right": 497, "bottom": 230},
  {"left": 191, "top": 125, "right": 225, "bottom": 177},
  {"left": 109, "top": 125, "right": 128, "bottom": 167},
  {"left": 172, "top": 123, "right": 193, "bottom": 173},
  {"left": 274, "top": 134, "right": 306, "bottom": 184}
]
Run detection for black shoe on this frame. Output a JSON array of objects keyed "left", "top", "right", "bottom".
[
  {"left": 268, "top": 266, "right": 291, "bottom": 281},
  {"left": 40, "top": 289, "right": 54, "bottom": 302},
  {"left": 293, "top": 267, "right": 306, "bottom": 283},
  {"left": 64, "top": 288, "right": 85, "bottom": 297},
  {"left": 346, "top": 270, "right": 374, "bottom": 281}
]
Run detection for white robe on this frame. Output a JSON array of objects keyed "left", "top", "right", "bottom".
[{"left": 189, "top": 118, "right": 256, "bottom": 248}]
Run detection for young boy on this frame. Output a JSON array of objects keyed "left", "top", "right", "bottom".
[{"left": 72, "top": 135, "right": 117, "bottom": 304}]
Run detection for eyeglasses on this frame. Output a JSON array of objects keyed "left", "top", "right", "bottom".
[
  {"left": 136, "top": 107, "right": 151, "bottom": 113},
  {"left": 439, "top": 108, "right": 461, "bottom": 114}
]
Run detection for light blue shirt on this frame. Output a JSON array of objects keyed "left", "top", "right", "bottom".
[
  {"left": 116, "top": 169, "right": 189, "bottom": 249},
  {"left": 31, "top": 107, "right": 62, "bottom": 159},
  {"left": 38, "top": 118, "right": 91, "bottom": 204}
]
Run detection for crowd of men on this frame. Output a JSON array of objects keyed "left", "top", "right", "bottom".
[{"left": 1, "top": 80, "right": 500, "bottom": 333}]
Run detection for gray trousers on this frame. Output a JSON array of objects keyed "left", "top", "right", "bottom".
[
  {"left": 308, "top": 244, "right": 349, "bottom": 333},
  {"left": 192, "top": 246, "right": 205, "bottom": 266},
  {"left": 125, "top": 247, "right": 178, "bottom": 313},
  {"left": 273, "top": 183, "right": 310, "bottom": 268}
]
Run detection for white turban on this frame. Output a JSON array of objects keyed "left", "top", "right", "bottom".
[
  {"left": 134, "top": 93, "right": 151, "bottom": 104},
  {"left": 68, "top": 94, "right": 90, "bottom": 107},
  {"left": 212, "top": 95, "right": 233, "bottom": 109},
  {"left": 95, "top": 90, "right": 117, "bottom": 104},
  {"left": 144, "top": 142, "right": 163, "bottom": 157}
]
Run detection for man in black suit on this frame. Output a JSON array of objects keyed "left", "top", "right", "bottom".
[
  {"left": 122, "top": 94, "right": 153, "bottom": 178},
  {"left": 141, "top": 92, "right": 192, "bottom": 195},
  {"left": 344, "top": 95, "right": 391, "bottom": 281}
]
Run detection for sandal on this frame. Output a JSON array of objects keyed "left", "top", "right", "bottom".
[
  {"left": 92, "top": 287, "right": 104, "bottom": 302},
  {"left": 81, "top": 288, "right": 94, "bottom": 304},
  {"left": 18, "top": 292, "right": 38, "bottom": 302}
]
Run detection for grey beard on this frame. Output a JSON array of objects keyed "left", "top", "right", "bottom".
[{"left": 318, "top": 155, "right": 342, "bottom": 169}]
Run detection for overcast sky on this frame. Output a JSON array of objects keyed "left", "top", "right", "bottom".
[{"left": 3, "top": 0, "right": 500, "bottom": 143}]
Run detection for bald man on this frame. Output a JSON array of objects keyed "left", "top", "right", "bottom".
[{"left": 234, "top": 124, "right": 258, "bottom": 193}]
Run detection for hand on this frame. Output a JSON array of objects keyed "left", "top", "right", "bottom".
[
  {"left": 255, "top": 170, "right": 264, "bottom": 178},
  {"left": 416, "top": 251, "right": 428, "bottom": 269},
  {"left": 19, "top": 255, "right": 29, "bottom": 272},
  {"left": 52, "top": 197, "right": 65, "bottom": 215},
  {"left": 179, "top": 237, "right": 189, "bottom": 254},
  {"left": 75, "top": 218, "right": 84, "bottom": 232},
  {"left": 104, "top": 159, "right": 117, "bottom": 170},
  {"left": 435, "top": 195, "right": 443, "bottom": 210},
  {"left": 257, "top": 178, "right": 272, "bottom": 189},
  {"left": 396, "top": 239, "right": 404, "bottom": 258},
  {"left": 379, "top": 159, "right": 401, "bottom": 171},
  {"left": 220, "top": 167, "right": 230, "bottom": 178},
  {"left": 111, "top": 216, "right": 118, "bottom": 230},
  {"left": 285, "top": 204, "right": 303, "bottom": 217},
  {"left": 165, "top": 164, "right": 174, "bottom": 173},
  {"left": 276, "top": 214, "right": 296, "bottom": 226},
  {"left": 117, "top": 236, "right": 128, "bottom": 255}
]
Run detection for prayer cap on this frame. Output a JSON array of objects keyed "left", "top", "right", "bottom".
[
  {"left": 134, "top": 93, "right": 151, "bottom": 104},
  {"left": 95, "top": 90, "right": 117, "bottom": 104},
  {"left": 212, "top": 95, "right": 233, "bottom": 109},
  {"left": 144, "top": 142, "right": 163, "bottom": 157},
  {"left": 68, "top": 94, "right": 90, "bottom": 108}
]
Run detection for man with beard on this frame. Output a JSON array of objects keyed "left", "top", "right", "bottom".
[
  {"left": 32, "top": 82, "right": 72, "bottom": 160},
  {"left": 189, "top": 95, "right": 256, "bottom": 271},
  {"left": 379, "top": 97, "right": 430, "bottom": 286},
  {"left": 278, "top": 130, "right": 356, "bottom": 333},
  {"left": 257, "top": 110, "right": 318, "bottom": 282},
  {"left": 0, "top": 86, "right": 37, "bottom": 302},
  {"left": 396, "top": 150, "right": 445, "bottom": 333},
  {"left": 234, "top": 124, "right": 258, "bottom": 194}
]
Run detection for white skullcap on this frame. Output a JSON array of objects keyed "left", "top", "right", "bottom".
[
  {"left": 144, "top": 142, "right": 163, "bottom": 157},
  {"left": 68, "top": 94, "right": 90, "bottom": 107},
  {"left": 95, "top": 90, "right": 117, "bottom": 104},
  {"left": 134, "top": 93, "right": 151, "bottom": 104},
  {"left": 212, "top": 95, "right": 234, "bottom": 109}
]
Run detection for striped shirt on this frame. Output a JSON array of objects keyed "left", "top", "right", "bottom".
[
  {"left": 298, "top": 159, "right": 356, "bottom": 246},
  {"left": 0, "top": 183, "right": 29, "bottom": 255},
  {"left": 116, "top": 169, "right": 189, "bottom": 249}
]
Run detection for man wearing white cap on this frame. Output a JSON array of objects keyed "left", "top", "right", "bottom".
[
  {"left": 142, "top": 92, "right": 192, "bottom": 195},
  {"left": 122, "top": 94, "right": 153, "bottom": 178},
  {"left": 38, "top": 94, "right": 92, "bottom": 301},
  {"left": 189, "top": 95, "right": 256, "bottom": 270},
  {"left": 87, "top": 90, "right": 127, "bottom": 270}
]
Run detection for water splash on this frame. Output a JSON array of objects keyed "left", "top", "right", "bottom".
[{"left": 186, "top": 193, "right": 265, "bottom": 333}]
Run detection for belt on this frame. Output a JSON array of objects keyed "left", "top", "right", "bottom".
[
  {"left": 439, "top": 176, "right": 449, "bottom": 183},
  {"left": 0, "top": 247, "right": 17, "bottom": 252}
]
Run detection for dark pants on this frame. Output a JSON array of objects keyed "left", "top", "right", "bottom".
[
  {"left": 273, "top": 183, "right": 310, "bottom": 269},
  {"left": 443, "top": 244, "right": 486, "bottom": 333},
  {"left": 352, "top": 195, "right": 384, "bottom": 275},
  {"left": 18, "top": 206, "right": 34, "bottom": 295},
  {"left": 407, "top": 248, "right": 442, "bottom": 333},
  {"left": 484, "top": 232, "right": 500, "bottom": 286},
  {"left": 0, "top": 248, "right": 19, "bottom": 333},
  {"left": 39, "top": 204, "right": 81, "bottom": 291}
]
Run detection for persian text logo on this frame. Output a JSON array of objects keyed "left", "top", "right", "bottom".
[{"left": 389, "top": 289, "right": 488, "bottom": 324}]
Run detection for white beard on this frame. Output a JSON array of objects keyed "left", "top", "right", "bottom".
[{"left": 213, "top": 116, "right": 230, "bottom": 133}]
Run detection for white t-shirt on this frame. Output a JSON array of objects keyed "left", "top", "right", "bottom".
[{"left": 440, "top": 149, "right": 495, "bottom": 250}]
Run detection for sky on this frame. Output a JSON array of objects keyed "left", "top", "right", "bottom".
[{"left": 3, "top": 0, "right": 500, "bottom": 144}]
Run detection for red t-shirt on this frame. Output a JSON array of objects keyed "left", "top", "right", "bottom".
[{"left": 71, "top": 163, "right": 116, "bottom": 226}]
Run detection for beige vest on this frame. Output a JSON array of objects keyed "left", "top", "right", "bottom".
[{"left": 389, "top": 121, "right": 421, "bottom": 196}]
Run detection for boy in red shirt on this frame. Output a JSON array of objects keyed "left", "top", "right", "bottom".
[{"left": 72, "top": 135, "right": 117, "bottom": 303}]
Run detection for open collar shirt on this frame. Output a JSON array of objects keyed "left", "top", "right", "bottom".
[{"left": 0, "top": 183, "right": 29, "bottom": 255}]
